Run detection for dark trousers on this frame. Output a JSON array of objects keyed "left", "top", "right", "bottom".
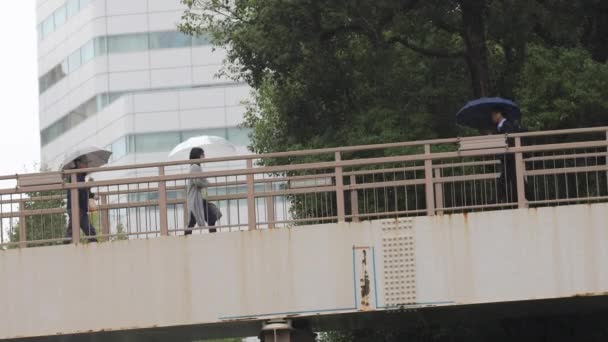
[
  {"left": 497, "top": 154, "right": 532, "bottom": 204},
  {"left": 65, "top": 212, "right": 98, "bottom": 243},
  {"left": 185, "top": 200, "right": 217, "bottom": 235}
]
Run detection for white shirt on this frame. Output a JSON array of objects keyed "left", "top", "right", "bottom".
[{"left": 497, "top": 118, "right": 507, "bottom": 131}]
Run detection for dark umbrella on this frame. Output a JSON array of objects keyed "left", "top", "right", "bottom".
[
  {"left": 456, "top": 97, "right": 521, "bottom": 130},
  {"left": 61, "top": 147, "right": 112, "bottom": 171}
]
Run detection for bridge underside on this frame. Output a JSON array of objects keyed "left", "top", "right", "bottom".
[{"left": 9, "top": 295, "right": 608, "bottom": 342}]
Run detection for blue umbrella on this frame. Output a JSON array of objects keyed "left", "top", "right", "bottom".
[{"left": 456, "top": 97, "right": 521, "bottom": 130}]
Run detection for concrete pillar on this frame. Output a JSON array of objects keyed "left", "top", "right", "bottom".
[{"left": 260, "top": 319, "right": 316, "bottom": 342}]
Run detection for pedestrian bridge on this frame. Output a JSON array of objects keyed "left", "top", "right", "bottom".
[{"left": 1, "top": 127, "right": 608, "bottom": 341}]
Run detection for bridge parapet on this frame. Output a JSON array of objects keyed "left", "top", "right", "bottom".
[
  {"left": 0, "top": 126, "right": 607, "bottom": 248},
  {"left": 1, "top": 203, "right": 607, "bottom": 340}
]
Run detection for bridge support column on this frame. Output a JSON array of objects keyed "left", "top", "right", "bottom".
[{"left": 260, "top": 319, "right": 316, "bottom": 342}]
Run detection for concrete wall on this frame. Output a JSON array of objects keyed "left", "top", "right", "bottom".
[{"left": 1, "top": 203, "right": 607, "bottom": 339}]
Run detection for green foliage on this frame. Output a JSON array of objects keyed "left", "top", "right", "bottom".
[
  {"left": 114, "top": 223, "right": 128, "bottom": 241},
  {"left": 516, "top": 45, "right": 608, "bottom": 131},
  {"left": 180, "top": 0, "right": 608, "bottom": 226},
  {"left": 180, "top": 0, "right": 608, "bottom": 159},
  {"left": 10, "top": 190, "right": 66, "bottom": 247},
  {"left": 180, "top": 0, "right": 474, "bottom": 157}
]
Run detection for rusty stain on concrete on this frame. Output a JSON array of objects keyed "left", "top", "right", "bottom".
[
  {"left": 4, "top": 203, "right": 608, "bottom": 339},
  {"left": 359, "top": 249, "right": 371, "bottom": 311},
  {"left": 571, "top": 291, "right": 608, "bottom": 297}
]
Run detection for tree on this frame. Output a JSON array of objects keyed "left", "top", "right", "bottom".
[
  {"left": 9, "top": 189, "right": 66, "bottom": 247},
  {"left": 180, "top": 0, "right": 606, "bottom": 156},
  {"left": 179, "top": 0, "right": 608, "bottom": 223},
  {"left": 180, "top": 0, "right": 474, "bottom": 152},
  {"left": 516, "top": 44, "right": 608, "bottom": 131},
  {"left": 9, "top": 165, "right": 66, "bottom": 247}
]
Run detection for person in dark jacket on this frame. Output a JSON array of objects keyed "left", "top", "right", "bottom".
[
  {"left": 64, "top": 157, "right": 98, "bottom": 243},
  {"left": 491, "top": 108, "right": 526, "bottom": 203}
]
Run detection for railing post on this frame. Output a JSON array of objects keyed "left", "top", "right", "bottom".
[
  {"left": 424, "top": 144, "right": 435, "bottom": 216},
  {"left": 433, "top": 168, "right": 444, "bottom": 215},
  {"left": 70, "top": 173, "right": 80, "bottom": 244},
  {"left": 514, "top": 137, "right": 527, "bottom": 209},
  {"left": 158, "top": 166, "right": 169, "bottom": 236},
  {"left": 100, "top": 195, "right": 110, "bottom": 238},
  {"left": 265, "top": 183, "right": 275, "bottom": 229},
  {"left": 335, "top": 152, "right": 346, "bottom": 222},
  {"left": 350, "top": 175, "right": 359, "bottom": 222},
  {"left": 18, "top": 199, "right": 26, "bottom": 248},
  {"left": 246, "top": 159, "right": 256, "bottom": 230},
  {"left": 183, "top": 191, "right": 189, "bottom": 233}
]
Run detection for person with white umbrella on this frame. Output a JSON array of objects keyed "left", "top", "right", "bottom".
[
  {"left": 61, "top": 148, "right": 112, "bottom": 243},
  {"left": 185, "top": 147, "right": 218, "bottom": 235},
  {"left": 168, "top": 135, "right": 236, "bottom": 160}
]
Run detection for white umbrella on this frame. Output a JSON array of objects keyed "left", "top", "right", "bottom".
[
  {"left": 61, "top": 147, "right": 112, "bottom": 170},
  {"left": 168, "top": 135, "right": 236, "bottom": 160}
]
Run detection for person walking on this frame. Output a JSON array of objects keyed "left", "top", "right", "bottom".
[
  {"left": 491, "top": 107, "right": 527, "bottom": 203},
  {"left": 64, "top": 157, "right": 98, "bottom": 243},
  {"left": 185, "top": 147, "right": 217, "bottom": 235}
]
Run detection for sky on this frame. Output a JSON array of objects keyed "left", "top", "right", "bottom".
[{"left": 0, "top": 1, "right": 40, "bottom": 176}]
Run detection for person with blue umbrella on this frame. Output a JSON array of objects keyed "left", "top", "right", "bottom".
[
  {"left": 456, "top": 97, "right": 527, "bottom": 204},
  {"left": 456, "top": 97, "right": 524, "bottom": 132}
]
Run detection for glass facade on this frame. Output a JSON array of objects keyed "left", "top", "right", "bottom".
[
  {"left": 38, "top": 31, "right": 211, "bottom": 94},
  {"left": 54, "top": 6, "right": 67, "bottom": 27},
  {"left": 105, "top": 127, "right": 251, "bottom": 162},
  {"left": 40, "top": 91, "right": 124, "bottom": 146},
  {"left": 66, "top": 0, "right": 79, "bottom": 17},
  {"left": 38, "top": 0, "right": 92, "bottom": 41},
  {"left": 108, "top": 33, "right": 149, "bottom": 54},
  {"left": 149, "top": 31, "right": 192, "bottom": 49},
  {"left": 40, "top": 84, "right": 242, "bottom": 146}
]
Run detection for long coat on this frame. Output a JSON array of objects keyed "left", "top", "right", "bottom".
[{"left": 187, "top": 163, "right": 209, "bottom": 227}]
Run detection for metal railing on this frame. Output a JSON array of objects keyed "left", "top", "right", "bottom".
[{"left": 1, "top": 126, "right": 607, "bottom": 248}]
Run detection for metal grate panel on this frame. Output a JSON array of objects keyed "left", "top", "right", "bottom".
[{"left": 382, "top": 218, "right": 416, "bottom": 307}]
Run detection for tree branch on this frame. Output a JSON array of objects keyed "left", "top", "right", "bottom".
[
  {"left": 386, "top": 36, "right": 465, "bottom": 58},
  {"left": 319, "top": 23, "right": 368, "bottom": 41},
  {"left": 431, "top": 17, "right": 460, "bottom": 34}
]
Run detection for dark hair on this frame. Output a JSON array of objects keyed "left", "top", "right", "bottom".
[
  {"left": 74, "top": 156, "right": 87, "bottom": 167},
  {"left": 189, "top": 147, "right": 205, "bottom": 160},
  {"left": 490, "top": 106, "right": 505, "bottom": 115}
]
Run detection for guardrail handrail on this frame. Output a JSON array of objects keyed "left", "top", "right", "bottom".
[{"left": 1, "top": 125, "right": 607, "bottom": 248}]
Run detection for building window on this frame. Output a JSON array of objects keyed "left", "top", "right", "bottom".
[
  {"left": 38, "top": 0, "right": 93, "bottom": 41},
  {"left": 227, "top": 127, "right": 251, "bottom": 146},
  {"left": 39, "top": 31, "right": 209, "bottom": 95},
  {"left": 66, "top": 0, "right": 80, "bottom": 17},
  {"left": 135, "top": 132, "right": 181, "bottom": 153},
  {"left": 81, "top": 40, "right": 95, "bottom": 64},
  {"left": 108, "top": 33, "right": 149, "bottom": 54},
  {"left": 67, "top": 49, "right": 82, "bottom": 72},
  {"left": 54, "top": 5, "right": 67, "bottom": 27},
  {"left": 109, "top": 137, "right": 128, "bottom": 161},
  {"left": 41, "top": 16, "right": 54, "bottom": 39},
  {"left": 149, "top": 31, "right": 192, "bottom": 49},
  {"left": 192, "top": 33, "right": 211, "bottom": 47},
  {"left": 102, "top": 128, "right": 250, "bottom": 159},
  {"left": 181, "top": 128, "right": 228, "bottom": 141},
  {"left": 40, "top": 84, "right": 246, "bottom": 147},
  {"left": 94, "top": 36, "right": 107, "bottom": 56}
]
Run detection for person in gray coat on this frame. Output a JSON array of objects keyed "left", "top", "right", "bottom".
[{"left": 185, "top": 147, "right": 217, "bottom": 235}]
